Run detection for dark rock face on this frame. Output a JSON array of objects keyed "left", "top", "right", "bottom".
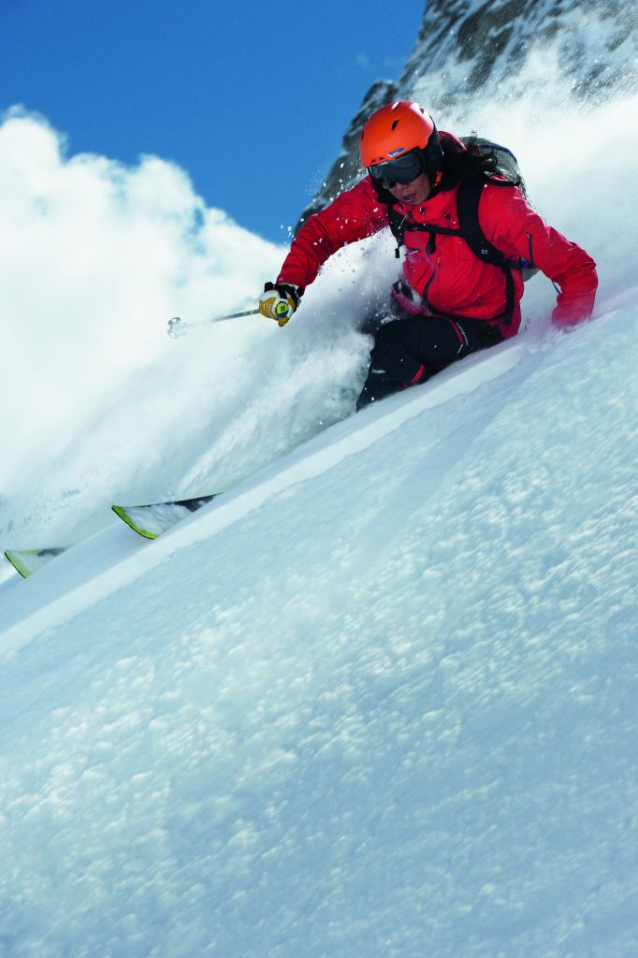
[
  {"left": 296, "top": 0, "right": 635, "bottom": 232},
  {"left": 403, "top": 0, "right": 636, "bottom": 113},
  {"left": 295, "top": 79, "right": 398, "bottom": 231}
]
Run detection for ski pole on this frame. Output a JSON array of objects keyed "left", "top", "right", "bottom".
[{"left": 167, "top": 308, "right": 260, "bottom": 339}]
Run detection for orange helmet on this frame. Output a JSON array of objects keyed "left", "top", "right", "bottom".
[{"left": 359, "top": 101, "right": 436, "bottom": 167}]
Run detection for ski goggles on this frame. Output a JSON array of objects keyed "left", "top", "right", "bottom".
[{"left": 368, "top": 150, "right": 424, "bottom": 189}]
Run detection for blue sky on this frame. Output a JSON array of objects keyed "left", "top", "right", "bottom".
[{"left": 1, "top": 0, "right": 424, "bottom": 244}]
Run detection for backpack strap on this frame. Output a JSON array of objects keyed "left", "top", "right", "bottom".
[
  {"left": 387, "top": 206, "right": 461, "bottom": 257},
  {"left": 455, "top": 175, "right": 522, "bottom": 271},
  {"left": 387, "top": 205, "right": 410, "bottom": 258},
  {"left": 456, "top": 175, "right": 521, "bottom": 326}
]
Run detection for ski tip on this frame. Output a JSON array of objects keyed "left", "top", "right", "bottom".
[
  {"left": 4, "top": 550, "right": 31, "bottom": 578},
  {"left": 111, "top": 505, "right": 159, "bottom": 539},
  {"left": 4, "top": 547, "right": 68, "bottom": 578},
  {"left": 112, "top": 493, "right": 221, "bottom": 540}
]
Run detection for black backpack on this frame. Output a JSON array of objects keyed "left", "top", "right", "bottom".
[{"left": 387, "top": 137, "right": 539, "bottom": 326}]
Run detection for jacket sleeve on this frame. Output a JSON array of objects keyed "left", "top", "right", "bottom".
[
  {"left": 480, "top": 185, "right": 598, "bottom": 327},
  {"left": 276, "top": 178, "right": 390, "bottom": 289}
]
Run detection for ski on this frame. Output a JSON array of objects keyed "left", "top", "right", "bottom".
[
  {"left": 111, "top": 493, "right": 219, "bottom": 539},
  {"left": 3, "top": 494, "right": 222, "bottom": 580},
  {"left": 4, "top": 547, "right": 69, "bottom": 579}
]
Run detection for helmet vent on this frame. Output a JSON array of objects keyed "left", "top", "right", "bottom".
[{"left": 391, "top": 120, "right": 399, "bottom": 130}]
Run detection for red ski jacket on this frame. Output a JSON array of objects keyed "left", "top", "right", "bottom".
[{"left": 277, "top": 153, "right": 598, "bottom": 337}]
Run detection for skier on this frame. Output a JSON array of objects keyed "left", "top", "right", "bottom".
[{"left": 258, "top": 101, "right": 598, "bottom": 409}]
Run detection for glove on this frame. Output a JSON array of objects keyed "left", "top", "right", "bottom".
[{"left": 258, "top": 282, "right": 303, "bottom": 327}]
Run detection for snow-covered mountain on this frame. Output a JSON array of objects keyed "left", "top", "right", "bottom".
[
  {"left": 300, "top": 0, "right": 637, "bottom": 224},
  {"left": 1, "top": 4, "right": 637, "bottom": 956}
]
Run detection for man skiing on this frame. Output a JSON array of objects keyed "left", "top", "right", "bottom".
[{"left": 258, "top": 101, "right": 598, "bottom": 409}]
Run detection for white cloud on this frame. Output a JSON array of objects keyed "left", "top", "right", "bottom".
[
  {"left": 0, "top": 110, "right": 283, "bottom": 493},
  {"left": 0, "top": 110, "right": 379, "bottom": 544}
]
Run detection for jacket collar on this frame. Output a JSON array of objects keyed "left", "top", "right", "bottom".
[{"left": 395, "top": 183, "right": 460, "bottom": 221}]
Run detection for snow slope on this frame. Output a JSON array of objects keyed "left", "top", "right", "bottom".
[{"left": 1, "top": 296, "right": 637, "bottom": 956}]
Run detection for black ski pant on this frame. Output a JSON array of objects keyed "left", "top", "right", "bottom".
[{"left": 356, "top": 304, "right": 503, "bottom": 410}]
